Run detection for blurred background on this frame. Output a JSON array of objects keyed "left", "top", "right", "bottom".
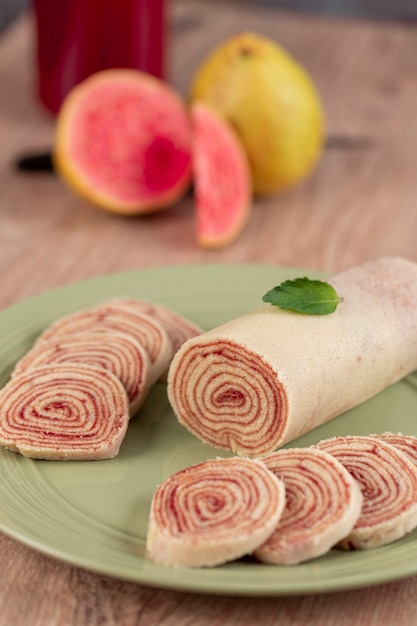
[
  {"left": 1, "top": 0, "right": 417, "bottom": 275},
  {"left": 2, "top": 0, "right": 417, "bottom": 33},
  {"left": 0, "top": 0, "right": 25, "bottom": 31}
]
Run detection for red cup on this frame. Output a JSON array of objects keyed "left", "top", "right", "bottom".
[{"left": 32, "top": 0, "right": 166, "bottom": 114}]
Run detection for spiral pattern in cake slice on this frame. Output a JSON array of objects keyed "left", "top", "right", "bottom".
[
  {"left": 0, "top": 364, "right": 129, "bottom": 460},
  {"left": 372, "top": 432, "right": 417, "bottom": 466},
  {"left": 254, "top": 447, "right": 363, "bottom": 565},
  {"left": 12, "top": 330, "right": 150, "bottom": 417},
  {"left": 146, "top": 456, "right": 286, "bottom": 567},
  {"left": 167, "top": 337, "right": 287, "bottom": 457},
  {"left": 108, "top": 297, "right": 203, "bottom": 355},
  {"left": 36, "top": 303, "right": 172, "bottom": 384},
  {"left": 316, "top": 435, "right": 417, "bottom": 549}
]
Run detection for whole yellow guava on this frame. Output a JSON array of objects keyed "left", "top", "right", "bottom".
[{"left": 189, "top": 32, "right": 325, "bottom": 196}]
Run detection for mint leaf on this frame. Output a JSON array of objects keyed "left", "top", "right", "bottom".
[{"left": 262, "top": 277, "right": 342, "bottom": 315}]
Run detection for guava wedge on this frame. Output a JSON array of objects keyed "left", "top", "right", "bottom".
[
  {"left": 191, "top": 102, "right": 252, "bottom": 249},
  {"left": 54, "top": 69, "right": 193, "bottom": 215}
]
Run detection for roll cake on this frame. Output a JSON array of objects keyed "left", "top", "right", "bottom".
[
  {"left": 167, "top": 257, "right": 417, "bottom": 456},
  {"left": 316, "top": 435, "right": 417, "bottom": 549},
  {"left": 254, "top": 447, "right": 363, "bottom": 565},
  {"left": 0, "top": 364, "right": 130, "bottom": 460},
  {"left": 146, "top": 456, "right": 286, "bottom": 567}
]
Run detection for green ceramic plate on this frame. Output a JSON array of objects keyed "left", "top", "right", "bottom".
[{"left": 0, "top": 264, "right": 417, "bottom": 596}]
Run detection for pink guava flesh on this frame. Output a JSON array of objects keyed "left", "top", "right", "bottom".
[
  {"left": 65, "top": 77, "right": 192, "bottom": 207},
  {"left": 143, "top": 136, "right": 190, "bottom": 193},
  {"left": 195, "top": 131, "right": 245, "bottom": 236},
  {"left": 192, "top": 103, "right": 251, "bottom": 246}
]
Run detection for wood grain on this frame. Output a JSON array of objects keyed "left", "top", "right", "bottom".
[{"left": 1, "top": 1, "right": 417, "bottom": 623}]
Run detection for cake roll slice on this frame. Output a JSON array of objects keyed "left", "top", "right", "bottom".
[
  {"left": 168, "top": 257, "right": 417, "bottom": 456},
  {"left": 372, "top": 432, "right": 417, "bottom": 466},
  {"left": 37, "top": 302, "right": 172, "bottom": 385},
  {"left": 146, "top": 456, "right": 286, "bottom": 568},
  {"left": 12, "top": 330, "right": 150, "bottom": 417},
  {"left": 316, "top": 435, "right": 417, "bottom": 549},
  {"left": 108, "top": 298, "right": 203, "bottom": 355},
  {"left": 0, "top": 364, "right": 129, "bottom": 460},
  {"left": 254, "top": 447, "right": 363, "bottom": 565}
]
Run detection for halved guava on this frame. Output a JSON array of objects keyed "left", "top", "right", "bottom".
[
  {"left": 54, "top": 69, "right": 193, "bottom": 214},
  {"left": 191, "top": 102, "right": 252, "bottom": 248}
]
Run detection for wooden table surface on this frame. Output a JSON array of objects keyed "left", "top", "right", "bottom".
[{"left": 1, "top": 1, "right": 417, "bottom": 623}]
